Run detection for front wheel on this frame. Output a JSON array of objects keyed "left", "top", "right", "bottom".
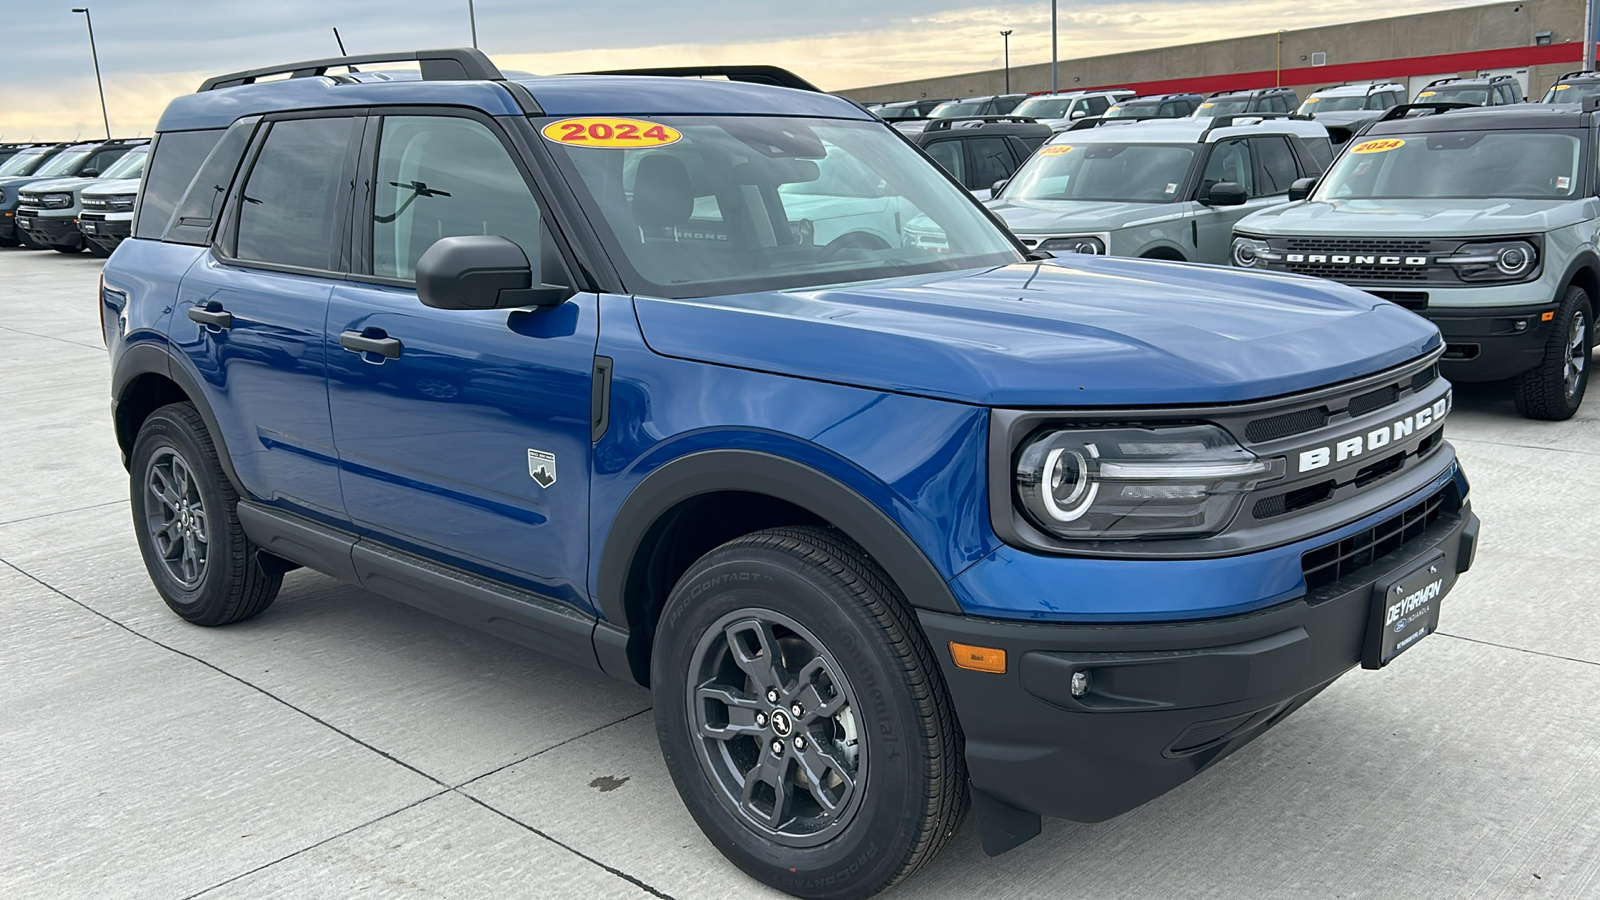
[
  {"left": 129, "top": 403, "right": 282, "bottom": 625},
  {"left": 652, "top": 526, "right": 965, "bottom": 900},
  {"left": 1513, "top": 285, "right": 1591, "bottom": 420}
]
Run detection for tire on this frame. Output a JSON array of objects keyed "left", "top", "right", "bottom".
[
  {"left": 1513, "top": 285, "right": 1592, "bottom": 421},
  {"left": 0, "top": 236, "right": 19, "bottom": 248},
  {"left": 652, "top": 526, "right": 965, "bottom": 900},
  {"left": 129, "top": 403, "right": 282, "bottom": 625},
  {"left": 85, "top": 241, "right": 111, "bottom": 259}
]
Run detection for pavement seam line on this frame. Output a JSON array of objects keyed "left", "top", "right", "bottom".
[
  {"left": 1435, "top": 631, "right": 1600, "bottom": 668},
  {"left": 178, "top": 790, "right": 452, "bottom": 900},
  {"left": 1451, "top": 435, "right": 1600, "bottom": 459},
  {"left": 451, "top": 707, "right": 654, "bottom": 791},
  {"left": 0, "top": 498, "right": 126, "bottom": 527},
  {"left": 0, "top": 321, "right": 107, "bottom": 351},
  {"left": 3, "top": 556, "right": 683, "bottom": 898},
  {"left": 456, "top": 792, "right": 681, "bottom": 900}
]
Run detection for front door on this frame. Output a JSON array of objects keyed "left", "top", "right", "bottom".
[
  {"left": 172, "top": 114, "right": 361, "bottom": 520},
  {"left": 326, "top": 112, "right": 596, "bottom": 607},
  {"left": 1193, "top": 137, "right": 1282, "bottom": 264}
]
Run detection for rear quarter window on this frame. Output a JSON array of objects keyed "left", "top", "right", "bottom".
[{"left": 133, "top": 129, "right": 225, "bottom": 240}]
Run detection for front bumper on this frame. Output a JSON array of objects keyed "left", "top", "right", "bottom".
[
  {"left": 1423, "top": 302, "right": 1556, "bottom": 382},
  {"left": 0, "top": 210, "right": 14, "bottom": 239},
  {"left": 14, "top": 210, "right": 80, "bottom": 246},
  {"left": 923, "top": 476, "right": 1478, "bottom": 833},
  {"left": 78, "top": 213, "right": 131, "bottom": 248}
]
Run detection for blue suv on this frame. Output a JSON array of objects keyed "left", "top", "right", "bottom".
[{"left": 103, "top": 49, "right": 1480, "bottom": 899}]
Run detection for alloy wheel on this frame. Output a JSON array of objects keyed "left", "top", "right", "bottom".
[{"left": 143, "top": 448, "right": 209, "bottom": 588}]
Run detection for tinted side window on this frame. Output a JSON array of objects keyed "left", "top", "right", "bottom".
[
  {"left": 1082, "top": 96, "right": 1110, "bottom": 116},
  {"left": 1269, "top": 95, "right": 1290, "bottom": 113},
  {"left": 133, "top": 129, "right": 224, "bottom": 240},
  {"left": 372, "top": 116, "right": 545, "bottom": 281},
  {"left": 968, "top": 136, "right": 1016, "bottom": 190},
  {"left": 82, "top": 146, "right": 130, "bottom": 177},
  {"left": 924, "top": 139, "right": 965, "bottom": 184},
  {"left": 1296, "top": 136, "right": 1334, "bottom": 175},
  {"left": 234, "top": 117, "right": 357, "bottom": 270},
  {"left": 1254, "top": 137, "right": 1298, "bottom": 193},
  {"left": 1202, "top": 138, "right": 1255, "bottom": 196},
  {"left": 165, "top": 120, "right": 257, "bottom": 246},
  {"left": 994, "top": 97, "right": 1022, "bottom": 114}
]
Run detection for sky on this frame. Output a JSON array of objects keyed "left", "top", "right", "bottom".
[{"left": 0, "top": 0, "right": 1494, "bottom": 141}]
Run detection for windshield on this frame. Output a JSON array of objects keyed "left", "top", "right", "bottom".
[
  {"left": 1013, "top": 98, "right": 1073, "bottom": 119},
  {"left": 1104, "top": 101, "right": 1158, "bottom": 118},
  {"left": 1194, "top": 98, "right": 1251, "bottom": 117},
  {"left": 101, "top": 147, "right": 148, "bottom": 180},
  {"left": 33, "top": 148, "right": 92, "bottom": 178},
  {"left": 543, "top": 115, "right": 1020, "bottom": 298},
  {"left": 0, "top": 148, "right": 53, "bottom": 177},
  {"left": 876, "top": 106, "right": 920, "bottom": 120},
  {"left": 1317, "top": 131, "right": 1581, "bottom": 201},
  {"left": 1542, "top": 83, "right": 1600, "bottom": 104},
  {"left": 1417, "top": 87, "right": 1487, "bottom": 105},
  {"left": 1301, "top": 95, "right": 1368, "bottom": 113},
  {"left": 1003, "top": 142, "right": 1198, "bottom": 203},
  {"left": 930, "top": 101, "right": 985, "bottom": 118}
]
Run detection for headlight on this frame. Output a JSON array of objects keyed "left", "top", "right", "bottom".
[
  {"left": 1039, "top": 236, "right": 1106, "bottom": 255},
  {"left": 42, "top": 193, "right": 73, "bottom": 209},
  {"left": 107, "top": 195, "right": 136, "bottom": 212},
  {"left": 1232, "top": 236, "right": 1275, "bottom": 268},
  {"left": 1015, "top": 424, "right": 1276, "bottom": 540},
  {"left": 1435, "top": 239, "right": 1539, "bottom": 282}
]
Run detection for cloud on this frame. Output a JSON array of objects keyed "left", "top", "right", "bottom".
[{"left": 1, "top": 0, "right": 1492, "bottom": 139}]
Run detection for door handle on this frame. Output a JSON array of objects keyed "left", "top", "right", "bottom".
[
  {"left": 340, "top": 330, "right": 403, "bottom": 359},
  {"left": 187, "top": 306, "right": 233, "bottom": 329}
]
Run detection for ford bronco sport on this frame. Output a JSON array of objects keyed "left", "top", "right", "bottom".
[
  {"left": 1233, "top": 103, "right": 1596, "bottom": 419},
  {"left": 105, "top": 48, "right": 1479, "bottom": 899}
]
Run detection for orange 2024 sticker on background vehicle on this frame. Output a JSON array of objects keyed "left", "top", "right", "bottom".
[
  {"left": 1351, "top": 139, "right": 1405, "bottom": 154},
  {"left": 541, "top": 118, "right": 682, "bottom": 148},
  {"left": 1039, "top": 145, "right": 1074, "bottom": 156}
]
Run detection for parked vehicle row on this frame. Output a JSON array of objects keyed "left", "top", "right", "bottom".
[{"left": 0, "top": 137, "right": 146, "bottom": 255}]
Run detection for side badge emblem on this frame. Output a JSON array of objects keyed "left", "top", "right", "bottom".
[{"left": 528, "top": 449, "right": 557, "bottom": 489}]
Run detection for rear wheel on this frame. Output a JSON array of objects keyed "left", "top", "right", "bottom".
[
  {"left": 129, "top": 403, "right": 281, "bottom": 625},
  {"left": 652, "top": 526, "right": 965, "bottom": 900},
  {"left": 1513, "top": 285, "right": 1591, "bottom": 420}
]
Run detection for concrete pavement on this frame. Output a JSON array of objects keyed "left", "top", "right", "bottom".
[{"left": 2, "top": 249, "right": 1597, "bottom": 898}]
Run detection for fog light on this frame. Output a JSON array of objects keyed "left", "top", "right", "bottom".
[
  {"left": 1513, "top": 320, "right": 1527, "bottom": 332},
  {"left": 1070, "top": 670, "right": 1090, "bottom": 697}
]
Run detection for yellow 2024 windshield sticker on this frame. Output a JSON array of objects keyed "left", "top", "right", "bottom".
[
  {"left": 1350, "top": 139, "right": 1405, "bottom": 154},
  {"left": 1039, "top": 144, "right": 1074, "bottom": 156},
  {"left": 541, "top": 117, "right": 681, "bottom": 148}
]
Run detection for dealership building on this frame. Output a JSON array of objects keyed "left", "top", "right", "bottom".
[{"left": 842, "top": 0, "right": 1592, "bottom": 105}]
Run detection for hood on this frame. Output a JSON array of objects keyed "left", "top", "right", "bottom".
[
  {"left": 15, "top": 176, "right": 93, "bottom": 195},
  {"left": 81, "top": 177, "right": 141, "bottom": 197},
  {"left": 633, "top": 257, "right": 1440, "bottom": 407},
  {"left": 1238, "top": 197, "right": 1597, "bottom": 237},
  {"left": 987, "top": 198, "right": 1186, "bottom": 233},
  {"left": 1306, "top": 110, "right": 1383, "bottom": 127}
]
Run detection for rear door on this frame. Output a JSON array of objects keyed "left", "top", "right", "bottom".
[
  {"left": 171, "top": 114, "right": 360, "bottom": 519},
  {"left": 326, "top": 110, "right": 597, "bottom": 605}
]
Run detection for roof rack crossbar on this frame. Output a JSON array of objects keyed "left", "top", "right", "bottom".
[
  {"left": 198, "top": 48, "right": 502, "bottom": 92},
  {"left": 1375, "top": 101, "right": 1476, "bottom": 122},
  {"left": 576, "top": 65, "right": 820, "bottom": 93},
  {"left": 922, "top": 115, "right": 1039, "bottom": 131}
]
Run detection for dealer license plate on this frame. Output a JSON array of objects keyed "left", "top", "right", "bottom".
[{"left": 1364, "top": 552, "right": 1447, "bottom": 668}]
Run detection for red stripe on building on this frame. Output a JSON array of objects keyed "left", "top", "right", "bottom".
[{"left": 1091, "top": 41, "right": 1591, "bottom": 97}]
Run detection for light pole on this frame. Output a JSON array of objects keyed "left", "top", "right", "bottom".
[
  {"left": 1051, "top": 0, "right": 1058, "bottom": 94},
  {"left": 71, "top": 7, "right": 111, "bottom": 140},
  {"left": 1000, "top": 30, "right": 1013, "bottom": 93},
  {"left": 468, "top": 0, "right": 478, "bottom": 49}
]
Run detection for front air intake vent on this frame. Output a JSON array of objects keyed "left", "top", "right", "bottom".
[{"left": 1245, "top": 406, "right": 1329, "bottom": 443}]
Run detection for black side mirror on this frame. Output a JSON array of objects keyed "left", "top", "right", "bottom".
[
  {"left": 80, "top": 168, "right": 99, "bottom": 178},
  {"left": 1288, "top": 177, "right": 1318, "bottom": 202},
  {"left": 1204, "top": 182, "right": 1249, "bottom": 207},
  {"left": 991, "top": 178, "right": 1009, "bottom": 196},
  {"left": 415, "top": 235, "right": 571, "bottom": 311}
]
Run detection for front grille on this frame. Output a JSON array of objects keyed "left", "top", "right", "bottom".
[
  {"left": 1245, "top": 405, "right": 1329, "bottom": 443},
  {"left": 1285, "top": 262, "right": 1429, "bottom": 283},
  {"left": 1286, "top": 237, "right": 1433, "bottom": 254},
  {"left": 1347, "top": 384, "right": 1399, "bottom": 418},
  {"left": 1368, "top": 290, "right": 1429, "bottom": 310},
  {"left": 1301, "top": 484, "right": 1454, "bottom": 592},
  {"left": 82, "top": 197, "right": 108, "bottom": 210},
  {"left": 1409, "top": 365, "right": 1438, "bottom": 393}
]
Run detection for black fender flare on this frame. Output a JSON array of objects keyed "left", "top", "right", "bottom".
[
  {"left": 1555, "top": 250, "right": 1600, "bottom": 306},
  {"left": 112, "top": 342, "right": 246, "bottom": 494},
  {"left": 596, "top": 449, "right": 965, "bottom": 634}
]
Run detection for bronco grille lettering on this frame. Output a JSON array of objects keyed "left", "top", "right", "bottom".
[{"left": 1297, "top": 397, "right": 1449, "bottom": 473}]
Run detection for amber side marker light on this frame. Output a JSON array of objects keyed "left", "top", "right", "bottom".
[
  {"left": 1541, "top": 311, "right": 1556, "bottom": 322},
  {"left": 949, "top": 642, "right": 1007, "bottom": 674}
]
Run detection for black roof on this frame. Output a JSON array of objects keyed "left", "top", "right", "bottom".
[
  {"left": 1208, "top": 86, "right": 1297, "bottom": 98},
  {"left": 1118, "top": 92, "right": 1202, "bottom": 104},
  {"left": 914, "top": 116, "right": 1052, "bottom": 141},
  {"left": 1554, "top": 70, "right": 1600, "bottom": 83},
  {"left": 1365, "top": 104, "right": 1587, "bottom": 136},
  {"left": 1422, "top": 74, "right": 1520, "bottom": 89}
]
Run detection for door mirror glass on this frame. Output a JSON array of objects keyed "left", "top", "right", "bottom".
[
  {"left": 1288, "top": 177, "right": 1318, "bottom": 201},
  {"left": 1204, "top": 182, "right": 1249, "bottom": 206},
  {"left": 415, "top": 235, "right": 571, "bottom": 311}
]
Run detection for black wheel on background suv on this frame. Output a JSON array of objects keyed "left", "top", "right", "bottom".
[
  {"left": 129, "top": 403, "right": 282, "bottom": 625},
  {"left": 652, "top": 526, "right": 966, "bottom": 900},
  {"left": 1514, "top": 285, "right": 1592, "bottom": 420}
]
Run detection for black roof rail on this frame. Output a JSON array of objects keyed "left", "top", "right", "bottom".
[
  {"left": 922, "top": 115, "right": 1040, "bottom": 131},
  {"left": 578, "top": 65, "right": 820, "bottom": 93},
  {"left": 1422, "top": 77, "right": 1461, "bottom": 89},
  {"left": 1557, "top": 69, "right": 1600, "bottom": 81},
  {"left": 198, "top": 48, "right": 501, "bottom": 92},
  {"left": 1065, "top": 114, "right": 1153, "bottom": 130},
  {"left": 1376, "top": 101, "right": 1476, "bottom": 121}
]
